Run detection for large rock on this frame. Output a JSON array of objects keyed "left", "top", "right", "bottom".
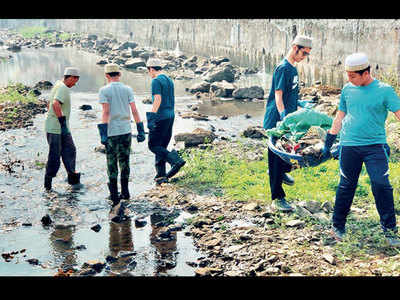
[
  {"left": 232, "top": 86, "right": 264, "bottom": 99},
  {"left": 174, "top": 128, "right": 217, "bottom": 147},
  {"left": 210, "top": 80, "right": 237, "bottom": 97},
  {"left": 6, "top": 43, "right": 21, "bottom": 51},
  {"left": 124, "top": 58, "right": 146, "bottom": 69},
  {"left": 242, "top": 126, "right": 268, "bottom": 139},
  {"left": 115, "top": 41, "right": 138, "bottom": 50},
  {"left": 203, "top": 64, "right": 235, "bottom": 83},
  {"left": 188, "top": 81, "right": 210, "bottom": 93}
]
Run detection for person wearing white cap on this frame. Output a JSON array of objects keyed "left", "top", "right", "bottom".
[
  {"left": 97, "top": 63, "right": 145, "bottom": 215},
  {"left": 263, "top": 34, "right": 312, "bottom": 211},
  {"left": 44, "top": 67, "right": 81, "bottom": 191},
  {"left": 146, "top": 57, "right": 185, "bottom": 185},
  {"left": 322, "top": 52, "right": 400, "bottom": 246}
]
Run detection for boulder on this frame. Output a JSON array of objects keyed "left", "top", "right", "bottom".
[
  {"left": 210, "top": 80, "right": 237, "bottom": 97},
  {"left": 232, "top": 86, "right": 264, "bottom": 99},
  {"left": 242, "top": 126, "right": 268, "bottom": 139},
  {"left": 116, "top": 41, "right": 138, "bottom": 50},
  {"left": 174, "top": 128, "right": 217, "bottom": 147},
  {"left": 124, "top": 58, "right": 146, "bottom": 69},
  {"left": 210, "top": 56, "right": 230, "bottom": 66},
  {"left": 188, "top": 81, "right": 210, "bottom": 93},
  {"left": 203, "top": 64, "right": 235, "bottom": 83},
  {"left": 6, "top": 44, "right": 21, "bottom": 51}
]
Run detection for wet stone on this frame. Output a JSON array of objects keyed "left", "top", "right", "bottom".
[
  {"left": 26, "top": 258, "right": 39, "bottom": 265},
  {"left": 91, "top": 224, "right": 101, "bottom": 232},
  {"left": 134, "top": 219, "right": 147, "bottom": 228},
  {"left": 41, "top": 214, "right": 52, "bottom": 226}
]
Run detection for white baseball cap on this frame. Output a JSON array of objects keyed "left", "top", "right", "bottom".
[
  {"left": 292, "top": 35, "right": 313, "bottom": 48},
  {"left": 64, "top": 67, "right": 80, "bottom": 76},
  {"left": 104, "top": 63, "right": 120, "bottom": 74},
  {"left": 146, "top": 58, "right": 163, "bottom": 68},
  {"left": 345, "top": 52, "right": 370, "bottom": 71}
]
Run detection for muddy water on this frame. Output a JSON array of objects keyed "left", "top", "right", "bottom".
[{"left": 0, "top": 46, "right": 270, "bottom": 276}]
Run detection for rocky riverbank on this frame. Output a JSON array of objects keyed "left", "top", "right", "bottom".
[{"left": 0, "top": 83, "right": 50, "bottom": 131}]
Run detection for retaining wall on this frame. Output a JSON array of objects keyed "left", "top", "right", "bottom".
[{"left": 2, "top": 19, "right": 400, "bottom": 87}]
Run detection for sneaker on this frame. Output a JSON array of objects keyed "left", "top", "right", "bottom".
[
  {"left": 331, "top": 226, "right": 346, "bottom": 241},
  {"left": 384, "top": 229, "right": 400, "bottom": 247},
  {"left": 282, "top": 173, "right": 295, "bottom": 186},
  {"left": 272, "top": 198, "right": 293, "bottom": 212},
  {"left": 154, "top": 176, "right": 168, "bottom": 185}
]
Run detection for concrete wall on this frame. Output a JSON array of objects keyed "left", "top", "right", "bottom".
[{"left": 2, "top": 19, "right": 400, "bottom": 87}]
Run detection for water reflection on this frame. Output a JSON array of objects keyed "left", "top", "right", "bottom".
[
  {"left": 50, "top": 224, "right": 77, "bottom": 271},
  {"left": 108, "top": 218, "right": 135, "bottom": 275}
]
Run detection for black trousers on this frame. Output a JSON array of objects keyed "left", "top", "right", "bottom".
[
  {"left": 45, "top": 133, "right": 76, "bottom": 178},
  {"left": 332, "top": 144, "right": 396, "bottom": 232},
  {"left": 267, "top": 148, "right": 292, "bottom": 200},
  {"left": 148, "top": 117, "right": 174, "bottom": 176}
]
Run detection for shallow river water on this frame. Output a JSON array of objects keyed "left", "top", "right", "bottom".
[{"left": 0, "top": 46, "right": 270, "bottom": 276}]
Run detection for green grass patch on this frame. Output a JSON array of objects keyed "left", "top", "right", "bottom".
[
  {"left": 18, "top": 26, "right": 73, "bottom": 41},
  {"left": 0, "top": 82, "right": 39, "bottom": 104}
]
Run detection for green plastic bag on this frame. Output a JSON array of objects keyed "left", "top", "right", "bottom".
[{"left": 266, "top": 108, "right": 333, "bottom": 142}]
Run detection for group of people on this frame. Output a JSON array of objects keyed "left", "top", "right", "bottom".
[
  {"left": 263, "top": 35, "right": 400, "bottom": 246},
  {"left": 43, "top": 59, "right": 186, "bottom": 217},
  {"left": 43, "top": 34, "right": 400, "bottom": 246}
]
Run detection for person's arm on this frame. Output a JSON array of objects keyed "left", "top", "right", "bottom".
[
  {"left": 328, "top": 110, "right": 346, "bottom": 135},
  {"left": 275, "top": 90, "right": 284, "bottom": 114},
  {"left": 129, "top": 102, "right": 142, "bottom": 123},
  {"left": 151, "top": 94, "right": 162, "bottom": 113},
  {"left": 101, "top": 103, "right": 110, "bottom": 123},
  {"left": 52, "top": 99, "right": 63, "bottom": 117},
  {"left": 394, "top": 109, "right": 400, "bottom": 121}
]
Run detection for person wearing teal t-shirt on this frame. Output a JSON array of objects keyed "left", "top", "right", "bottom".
[
  {"left": 263, "top": 35, "right": 312, "bottom": 212},
  {"left": 322, "top": 53, "right": 400, "bottom": 246},
  {"left": 146, "top": 58, "right": 185, "bottom": 185}
]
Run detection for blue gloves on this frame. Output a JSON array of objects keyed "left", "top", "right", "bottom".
[
  {"left": 58, "top": 116, "right": 70, "bottom": 136},
  {"left": 321, "top": 132, "right": 337, "bottom": 162},
  {"left": 298, "top": 100, "right": 316, "bottom": 109},
  {"left": 136, "top": 122, "right": 145, "bottom": 143},
  {"left": 146, "top": 112, "right": 158, "bottom": 131},
  {"left": 97, "top": 123, "right": 108, "bottom": 146},
  {"left": 279, "top": 110, "right": 286, "bottom": 121}
]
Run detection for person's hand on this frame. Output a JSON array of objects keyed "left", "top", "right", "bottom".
[
  {"left": 279, "top": 109, "right": 286, "bottom": 121},
  {"left": 97, "top": 123, "right": 108, "bottom": 146},
  {"left": 146, "top": 112, "right": 158, "bottom": 131},
  {"left": 136, "top": 122, "right": 145, "bottom": 143},
  {"left": 58, "top": 116, "right": 70, "bottom": 136},
  {"left": 320, "top": 132, "right": 337, "bottom": 162}
]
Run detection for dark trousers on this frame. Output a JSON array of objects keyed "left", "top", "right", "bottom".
[
  {"left": 45, "top": 133, "right": 76, "bottom": 177},
  {"left": 148, "top": 117, "right": 174, "bottom": 176},
  {"left": 267, "top": 148, "right": 292, "bottom": 200},
  {"left": 332, "top": 144, "right": 396, "bottom": 232},
  {"left": 106, "top": 133, "right": 132, "bottom": 181}
]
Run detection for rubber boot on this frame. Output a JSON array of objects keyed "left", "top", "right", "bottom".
[
  {"left": 119, "top": 178, "right": 130, "bottom": 200},
  {"left": 108, "top": 179, "right": 120, "bottom": 207},
  {"left": 154, "top": 162, "right": 168, "bottom": 185},
  {"left": 165, "top": 150, "right": 186, "bottom": 179},
  {"left": 67, "top": 172, "right": 81, "bottom": 185},
  {"left": 44, "top": 175, "right": 52, "bottom": 191}
]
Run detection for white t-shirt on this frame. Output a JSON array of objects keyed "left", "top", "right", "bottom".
[{"left": 99, "top": 82, "right": 135, "bottom": 137}]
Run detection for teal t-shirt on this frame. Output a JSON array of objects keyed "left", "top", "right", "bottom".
[
  {"left": 263, "top": 58, "right": 299, "bottom": 130},
  {"left": 338, "top": 79, "right": 400, "bottom": 146},
  {"left": 151, "top": 74, "right": 175, "bottom": 120}
]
